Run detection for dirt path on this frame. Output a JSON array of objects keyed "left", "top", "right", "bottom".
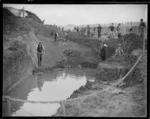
[{"left": 36, "top": 35, "right": 96, "bottom": 69}]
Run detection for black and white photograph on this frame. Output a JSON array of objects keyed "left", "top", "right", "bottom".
[{"left": 3, "top": 4, "right": 148, "bottom": 117}]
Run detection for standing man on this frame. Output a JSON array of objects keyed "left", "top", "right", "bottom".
[
  {"left": 109, "top": 23, "right": 115, "bottom": 38},
  {"left": 37, "top": 42, "right": 44, "bottom": 66},
  {"left": 116, "top": 23, "right": 121, "bottom": 38},
  {"left": 139, "top": 19, "right": 146, "bottom": 38},
  {"left": 54, "top": 32, "right": 59, "bottom": 42},
  {"left": 77, "top": 27, "right": 79, "bottom": 32},
  {"left": 97, "top": 24, "right": 102, "bottom": 38},
  {"left": 87, "top": 25, "right": 90, "bottom": 37},
  {"left": 139, "top": 19, "right": 146, "bottom": 53},
  {"left": 65, "top": 32, "right": 68, "bottom": 41},
  {"left": 99, "top": 42, "right": 108, "bottom": 61}
]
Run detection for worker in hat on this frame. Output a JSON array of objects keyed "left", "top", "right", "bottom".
[
  {"left": 116, "top": 23, "right": 122, "bottom": 38},
  {"left": 87, "top": 25, "right": 90, "bottom": 37},
  {"left": 97, "top": 24, "right": 102, "bottom": 38},
  {"left": 115, "top": 44, "right": 124, "bottom": 56},
  {"left": 139, "top": 19, "right": 146, "bottom": 38},
  {"left": 54, "top": 32, "right": 59, "bottom": 42},
  {"left": 64, "top": 32, "right": 68, "bottom": 41},
  {"left": 99, "top": 42, "right": 108, "bottom": 61}
]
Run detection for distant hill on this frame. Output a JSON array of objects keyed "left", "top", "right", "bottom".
[{"left": 62, "top": 24, "right": 76, "bottom": 31}]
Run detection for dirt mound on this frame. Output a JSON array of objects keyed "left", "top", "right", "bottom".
[
  {"left": 120, "top": 53, "right": 147, "bottom": 88},
  {"left": 107, "top": 54, "right": 137, "bottom": 65},
  {"left": 63, "top": 50, "right": 81, "bottom": 57},
  {"left": 96, "top": 55, "right": 137, "bottom": 82},
  {"left": 68, "top": 81, "right": 93, "bottom": 99},
  {"left": 26, "top": 10, "right": 42, "bottom": 24},
  {"left": 123, "top": 34, "right": 144, "bottom": 53}
]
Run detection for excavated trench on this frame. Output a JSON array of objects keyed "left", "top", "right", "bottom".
[{"left": 3, "top": 7, "right": 146, "bottom": 117}]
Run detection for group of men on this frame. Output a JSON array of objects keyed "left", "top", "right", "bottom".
[
  {"left": 98, "top": 19, "right": 146, "bottom": 61},
  {"left": 54, "top": 31, "right": 68, "bottom": 42},
  {"left": 99, "top": 42, "right": 124, "bottom": 62},
  {"left": 86, "top": 18, "right": 146, "bottom": 39},
  {"left": 85, "top": 23, "right": 121, "bottom": 39},
  {"left": 36, "top": 19, "right": 146, "bottom": 66}
]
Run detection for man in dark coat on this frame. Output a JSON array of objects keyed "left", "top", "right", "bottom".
[
  {"left": 37, "top": 42, "right": 44, "bottom": 66},
  {"left": 54, "top": 32, "right": 59, "bottom": 42},
  {"left": 116, "top": 23, "right": 121, "bottom": 38},
  {"left": 99, "top": 42, "right": 108, "bottom": 61},
  {"left": 87, "top": 25, "right": 90, "bottom": 37},
  {"left": 139, "top": 19, "right": 146, "bottom": 38},
  {"left": 109, "top": 23, "right": 115, "bottom": 38},
  {"left": 97, "top": 24, "right": 102, "bottom": 38}
]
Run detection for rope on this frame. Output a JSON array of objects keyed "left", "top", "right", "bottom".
[
  {"left": 3, "top": 96, "right": 64, "bottom": 104},
  {"left": 3, "top": 53, "right": 142, "bottom": 117},
  {"left": 66, "top": 53, "right": 143, "bottom": 102},
  {"left": 3, "top": 53, "right": 142, "bottom": 104}
]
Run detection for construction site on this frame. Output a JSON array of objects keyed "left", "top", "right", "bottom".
[{"left": 3, "top": 5, "right": 147, "bottom": 117}]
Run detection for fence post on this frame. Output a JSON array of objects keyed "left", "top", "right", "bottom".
[
  {"left": 3, "top": 99, "right": 11, "bottom": 116},
  {"left": 122, "top": 22, "right": 125, "bottom": 52},
  {"left": 61, "top": 101, "right": 66, "bottom": 116},
  {"left": 143, "top": 35, "right": 145, "bottom": 54}
]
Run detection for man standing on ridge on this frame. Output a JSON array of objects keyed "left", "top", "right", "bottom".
[
  {"left": 65, "top": 32, "right": 68, "bottom": 41},
  {"left": 54, "top": 32, "right": 59, "bottom": 42},
  {"left": 37, "top": 42, "right": 44, "bottom": 66},
  {"left": 87, "top": 25, "right": 90, "bottom": 37},
  {"left": 109, "top": 23, "right": 115, "bottom": 38},
  {"left": 97, "top": 24, "right": 102, "bottom": 38},
  {"left": 116, "top": 23, "right": 121, "bottom": 38},
  {"left": 139, "top": 19, "right": 146, "bottom": 38}
]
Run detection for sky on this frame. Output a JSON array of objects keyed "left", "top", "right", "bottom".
[{"left": 3, "top": 4, "right": 147, "bottom": 26}]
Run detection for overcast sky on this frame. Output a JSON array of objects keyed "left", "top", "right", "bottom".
[{"left": 3, "top": 4, "right": 147, "bottom": 26}]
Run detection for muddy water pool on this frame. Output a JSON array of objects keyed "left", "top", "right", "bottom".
[{"left": 9, "top": 69, "right": 96, "bottom": 116}]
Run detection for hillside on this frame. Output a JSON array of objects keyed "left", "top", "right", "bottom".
[{"left": 3, "top": 7, "right": 58, "bottom": 93}]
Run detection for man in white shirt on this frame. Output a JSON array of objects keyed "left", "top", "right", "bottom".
[{"left": 115, "top": 44, "right": 124, "bottom": 56}]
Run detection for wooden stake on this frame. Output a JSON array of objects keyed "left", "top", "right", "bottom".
[
  {"left": 61, "top": 101, "right": 66, "bottom": 116},
  {"left": 122, "top": 22, "right": 125, "bottom": 52},
  {"left": 143, "top": 35, "right": 145, "bottom": 54}
]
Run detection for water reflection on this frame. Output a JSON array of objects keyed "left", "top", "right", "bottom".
[
  {"left": 11, "top": 71, "right": 88, "bottom": 116},
  {"left": 36, "top": 74, "right": 44, "bottom": 92}
]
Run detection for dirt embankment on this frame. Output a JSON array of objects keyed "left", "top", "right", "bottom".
[
  {"left": 53, "top": 53, "right": 146, "bottom": 117},
  {"left": 3, "top": 8, "right": 54, "bottom": 94},
  {"left": 53, "top": 31, "right": 146, "bottom": 117}
]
